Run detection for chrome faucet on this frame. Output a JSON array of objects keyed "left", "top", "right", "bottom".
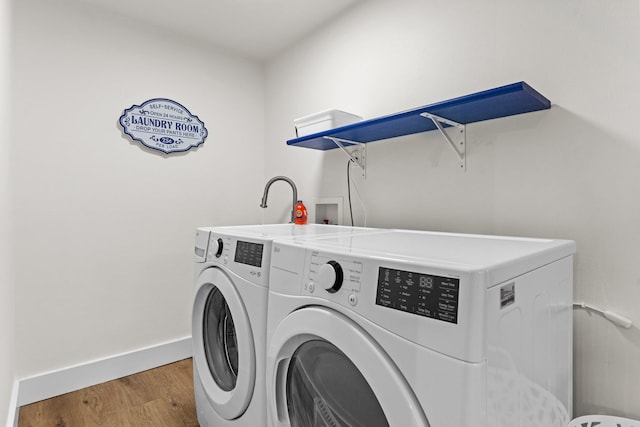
[{"left": 260, "top": 176, "right": 298, "bottom": 223}]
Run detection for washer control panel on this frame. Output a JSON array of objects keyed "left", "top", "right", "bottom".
[
  {"left": 234, "top": 240, "right": 264, "bottom": 267},
  {"left": 206, "top": 235, "right": 232, "bottom": 263},
  {"left": 204, "top": 232, "right": 270, "bottom": 287}
]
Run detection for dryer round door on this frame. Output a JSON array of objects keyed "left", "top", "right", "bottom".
[
  {"left": 193, "top": 267, "right": 256, "bottom": 420},
  {"left": 267, "top": 306, "right": 430, "bottom": 427}
]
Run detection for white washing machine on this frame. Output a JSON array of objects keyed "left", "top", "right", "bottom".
[
  {"left": 266, "top": 229, "right": 576, "bottom": 427},
  {"left": 192, "top": 223, "right": 383, "bottom": 427}
]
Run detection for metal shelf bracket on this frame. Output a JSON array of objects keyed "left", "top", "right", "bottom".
[
  {"left": 420, "top": 113, "right": 466, "bottom": 171},
  {"left": 323, "top": 136, "right": 367, "bottom": 177}
]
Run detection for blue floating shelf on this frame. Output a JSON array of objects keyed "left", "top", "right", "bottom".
[{"left": 287, "top": 82, "right": 550, "bottom": 151}]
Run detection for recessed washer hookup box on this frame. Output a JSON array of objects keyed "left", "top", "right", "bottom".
[{"left": 294, "top": 109, "right": 362, "bottom": 137}]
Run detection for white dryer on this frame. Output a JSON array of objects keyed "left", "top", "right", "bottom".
[
  {"left": 266, "top": 229, "right": 576, "bottom": 427},
  {"left": 192, "top": 224, "right": 382, "bottom": 427}
]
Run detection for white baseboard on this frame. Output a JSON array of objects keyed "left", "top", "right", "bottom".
[
  {"left": 6, "top": 379, "right": 19, "bottom": 427},
  {"left": 16, "top": 336, "right": 192, "bottom": 407}
]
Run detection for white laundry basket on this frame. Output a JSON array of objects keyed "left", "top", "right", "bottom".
[{"left": 568, "top": 415, "right": 640, "bottom": 427}]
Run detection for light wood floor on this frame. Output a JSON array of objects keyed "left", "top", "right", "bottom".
[{"left": 18, "top": 358, "right": 200, "bottom": 427}]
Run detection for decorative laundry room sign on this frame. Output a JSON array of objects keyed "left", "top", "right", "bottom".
[{"left": 119, "top": 98, "right": 208, "bottom": 154}]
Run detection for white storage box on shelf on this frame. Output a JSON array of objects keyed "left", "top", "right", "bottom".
[
  {"left": 294, "top": 109, "right": 362, "bottom": 137},
  {"left": 568, "top": 415, "right": 640, "bottom": 427}
]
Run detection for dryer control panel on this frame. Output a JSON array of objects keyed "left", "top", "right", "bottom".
[
  {"left": 269, "top": 239, "right": 484, "bottom": 362},
  {"left": 308, "top": 252, "right": 363, "bottom": 292},
  {"left": 376, "top": 267, "right": 459, "bottom": 324}
]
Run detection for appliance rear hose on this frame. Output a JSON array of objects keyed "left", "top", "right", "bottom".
[{"left": 573, "top": 302, "right": 633, "bottom": 329}]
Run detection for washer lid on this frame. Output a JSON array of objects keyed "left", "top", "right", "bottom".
[
  {"left": 202, "top": 287, "right": 239, "bottom": 392},
  {"left": 193, "top": 268, "right": 256, "bottom": 420}
]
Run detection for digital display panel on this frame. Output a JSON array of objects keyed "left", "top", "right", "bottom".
[
  {"left": 234, "top": 241, "right": 264, "bottom": 267},
  {"left": 376, "top": 267, "right": 459, "bottom": 324}
]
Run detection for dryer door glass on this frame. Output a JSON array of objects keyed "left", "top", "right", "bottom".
[
  {"left": 203, "top": 287, "right": 238, "bottom": 392},
  {"left": 286, "top": 340, "right": 389, "bottom": 427}
]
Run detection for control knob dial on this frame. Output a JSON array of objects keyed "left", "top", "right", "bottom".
[
  {"left": 317, "top": 260, "right": 344, "bottom": 293},
  {"left": 211, "top": 238, "right": 224, "bottom": 258}
]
